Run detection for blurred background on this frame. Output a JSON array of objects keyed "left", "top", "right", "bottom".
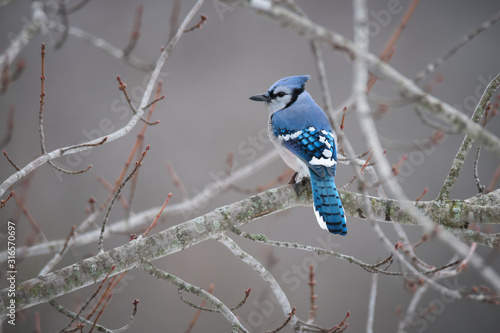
[{"left": 1, "top": 0, "right": 500, "bottom": 332}]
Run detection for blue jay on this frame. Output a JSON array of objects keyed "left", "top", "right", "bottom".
[{"left": 249, "top": 75, "right": 347, "bottom": 235}]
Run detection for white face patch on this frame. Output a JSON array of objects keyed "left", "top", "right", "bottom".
[
  {"left": 309, "top": 156, "right": 337, "bottom": 167},
  {"left": 267, "top": 86, "right": 294, "bottom": 113},
  {"left": 268, "top": 95, "right": 292, "bottom": 113},
  {"left": 278, "top": 130, "right": 303, "bottom": 142}
]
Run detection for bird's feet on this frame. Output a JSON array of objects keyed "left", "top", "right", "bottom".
[{"left": 288, "top": 172, "right": 307, "bottom": 196}]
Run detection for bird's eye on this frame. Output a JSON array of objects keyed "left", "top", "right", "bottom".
[{"left": 276, "top": 92, "right": 286, "bottom": 97}]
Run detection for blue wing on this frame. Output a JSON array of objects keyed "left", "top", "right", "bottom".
[
  {"left": 274, "top": 127, "right": 337, "bottom": 177},
  {"left": 273, "top": 126, "right": 346, "bottom": 235}
]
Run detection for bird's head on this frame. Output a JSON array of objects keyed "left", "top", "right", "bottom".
[{"left": 249, "top": 75, "right": 310, "bottom": 113}]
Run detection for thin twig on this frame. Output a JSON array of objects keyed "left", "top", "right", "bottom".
[
  {"left": 34, "top": 312, "right": 41, "bottom": 333},
  {"left": 264, "top": 307, "right": 296, "bottom": 333},
  {"left": 58, "top": 225, "right": 76, "bottom": 256},
  {"left": 413, "top": 11, "right": 500, "bottom": 83},
  {"left": 474, "top": 145, "right": 485, "bottom": 193},
  {"left": 0, "top": 1, "right": 47, "bottom": 68},
  {"left": 50, "top": 300, "right": 114, "bottom": 333},
  {"left": 86, "top": 272, "right": 127, "bottom": 322},
  {"left": 230, "top": 288, "right": 251, "bottom": 311},
  {"left": 168, "top": 0, "right": 182, "bottom": 43},
  {"left": 97, "top": 176, "right": 129, "bottom": 210},
  {"left": 166, "top": 162, "right": 189, "bottom": 200},
  {"left": 117, "top": 75, "right": 160, "bottom": 126},
  {"left": 53, "top": 0, "right": 69, "bottom": 49},
  {"left": 0, "top": 105, "right": 14, "bottom": 148},
  {"left": 486, "top": 164, "right": 500, "bottom": 193},
  {"left": 57, "top": 265, "right": 116, "bottom": 332},
  {"left": 12, "top": 192, "right": 48, "bottom": 242},
  {"left": 126, "top": 83, "right": 164, "bottom": 219},
  {"left": 142, "top": 193, "right": 172, "bottom": 237},
  {"left": 310, "top": 39, "right": 335, "bottom": 125},
  {"left": 474, "top": 107, "right": 491, "bottom": 194},
  {"left": 216, "top": 234, "right": 296, "bottom": 329},
  {"left": 184, "top": 14, "right": 207, "bottom": 32},
  {"left": 39, "top": 43, "right": 94, "bottom": 175},
  {"left": 88, "top": 292, "right": 113, "bottom": 333},
  {"left": 38, "top": 43, "right": 47, "bottom": 156},
  {"left": 1, "top": 58, "right": 10, "bottom": 93},
  {"left": 367, "top": 0, "right": 421, "bottom": 91},
  {"left": 123, "top": 5, "right": 143, "bottom": 57},
  {"left": 59, "top": 137, "right": 108, "bottom": 153},
  {"left": 366, "top": 274, "right": 377, "bottom": 333},
  {"left": 0, "top": 191, "right": 14, "bottom": 210},
  {"left": 98, "top": 146, "right": 149, "bottom": 253},
  {"left": 438, "top": 72, "right": 500, "bottom": 201},
  {"left": 307, "top": 264, "right": 318, "bottom": 322},
  {"left": 414, "top": 105, "right": 461, "bottom": 134},
  {"left": 142, "top": 261, "right": 247, "bottom": 332},
  {"left": 3, "top": 150, "right": 20, "bottom": 171},
  {"left": 178, "top": 289, "right": 218, "bottom": 313},
  {"left": 415, "top": 187, "right": 428, "bottom": 202},
  {"left": 46, "top": 20, "right": 153, "bottom": 72},
  {"left": 184, "top": 284, "right": 215, "bottom": 333}
]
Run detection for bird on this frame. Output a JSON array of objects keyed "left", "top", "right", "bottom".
[{"left": 249, "top": 75, "right": 347, "bottom": 235}]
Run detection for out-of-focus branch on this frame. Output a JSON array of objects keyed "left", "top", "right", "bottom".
[
  {"left": 0, "top": 1, "right": 47, "bottom": 67},
  {"left": 122, "top": 5, "right": 143, "bottom": 58},
  {"left": 216, "top": 234, "right": 297, "bottom": 329},
  {"left": 53, "top": 0, "right": 69, "bottom": 49},
  {"left": 413, "top": 10, "right": 500, "bottom": 83},
  {"left": 46, "top": 20, "right": 153, "bottom": 72},
  {"left": 0, "top": 105, "right": 14, "bottom": 149},
  {"left": 0, "top": 149, "right": 279, "bottom": 263},
  {"left": 366, "top": 0, "right": 421, "bottom": 91},
  {"left": 366, "top": 273, "right": 378, "bottom": 333},
  {"left": 438, "top": 72, "right": 500, "bottom": 201},
  {"left": 0, "top": 0, "right": 206, "bottom": 199},
  {"left": 350, "top": 0, "right": 500, "bottom": 295},
  {"left": 142, "top": 262, "right": 247, "bottom": 333},
  {"left": 0, "top": 0, "right": 17, "bottom": 9}
]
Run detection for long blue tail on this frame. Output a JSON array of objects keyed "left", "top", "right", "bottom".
[{"left": 309, "top": 169, "right": 347, "bottom": 235}]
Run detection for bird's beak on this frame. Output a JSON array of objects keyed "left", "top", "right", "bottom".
[{"left": 249, "top": 93, "right": 271, "bottom": 103}]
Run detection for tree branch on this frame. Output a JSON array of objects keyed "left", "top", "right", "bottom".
[
  {"left": 0, "top": 0, "right": 206, "bottom": 199},
  {"left": 2, "top": 178, "right": 500, "bottom": 315}
]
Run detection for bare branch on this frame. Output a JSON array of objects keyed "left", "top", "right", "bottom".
[
  {"left": 366, "top": 273, "right": 377, "bottom": 333},
  {"left": 0, "top": 105, "right": 14, "bottom": 148},
  {"left": 98, "top": 146, "right": 149, "bottom": 253},
  {"left": 0, "top": 0, "right": 206, "bottom": 199},
  {"left": 413, "top": 11, "right": 500, "bottom": 83},
  {"left": 438, "top": 72, "right": 500, "bottom": 201},
  {"left": 142, "top": 261, "right": 247, "bottom": 333},
  {"left": 216, "top": 234, "right": 297, "bottom": 330},
  {"left": 53, "top": 0, "right": 69, "bottom": 49},
  {"left": 122, "top": 5, "right": 143, "bottom": 57}
]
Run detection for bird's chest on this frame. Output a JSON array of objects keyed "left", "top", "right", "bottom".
[{"left": 268, "top": 118, "right": 309, "bottom": 175}]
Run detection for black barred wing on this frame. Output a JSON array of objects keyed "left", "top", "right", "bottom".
[{"left": 275, "top": 126, "right": 337, "bottom": 177}]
